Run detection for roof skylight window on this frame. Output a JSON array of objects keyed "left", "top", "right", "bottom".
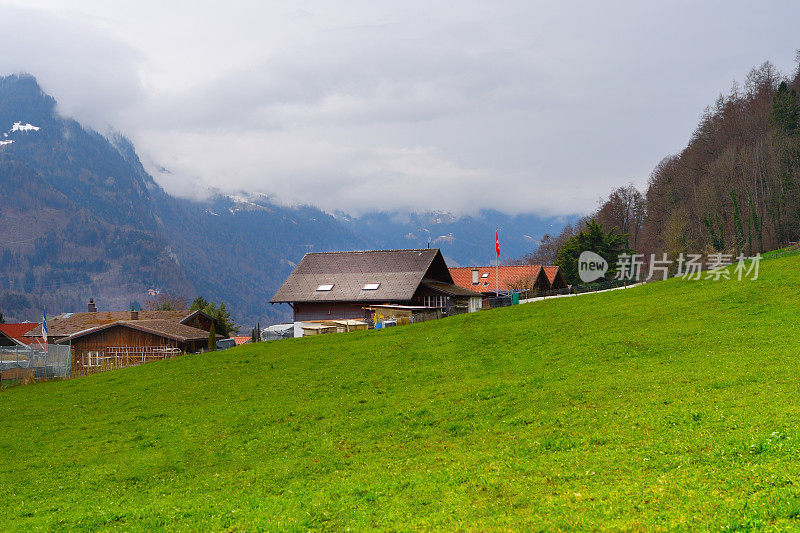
[
  {"left": 481, "top": 273, "right": 490, "bottom": 278},
  {"left": 362, "top": 283, "right": 380, "bottom": 290},
  {"left": 316, "top": 284, "right": 334, "bottom": 291}
]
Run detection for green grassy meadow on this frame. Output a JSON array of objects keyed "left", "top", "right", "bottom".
[{"left": 3, "top": 254, "right": 800, "bottom": 530}]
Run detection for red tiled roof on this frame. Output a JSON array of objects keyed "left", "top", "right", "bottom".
[
  {"left": 543, "top": 266, "right": 561, "bottom": 285},
  {"left": 449, "top": 265, "right": 545, "bottom": 294},
  {"left": 232, "top": 336, "right": 252, "bottom": 346},
  {"left": 0, "top": 323, "right": 39, "bottom": 344}
]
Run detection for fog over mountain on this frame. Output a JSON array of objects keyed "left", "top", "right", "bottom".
[
  {"left": 1, "top": 2, "right": 798, "bottom": 216},
  {"left": 0, "top": 75, "right": 569, "bottom": 324}
]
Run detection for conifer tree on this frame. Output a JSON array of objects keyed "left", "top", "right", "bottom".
[{"left": 208, "top": 322, "right": 216, "bottom": 351}]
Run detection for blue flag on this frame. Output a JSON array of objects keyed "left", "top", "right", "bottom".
[{"left": 42, "top": 310, "right": 48, "bottom": 343}]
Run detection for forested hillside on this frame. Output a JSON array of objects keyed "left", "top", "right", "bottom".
[
  {"left": 0, "top": 75, "right": 192, "bottom": 317},
  {"left": 525, "top": 57, "right": 800, "bottom": 266},
  {"left": 643, "top": 60, "right": 800, "bottom": 257}
]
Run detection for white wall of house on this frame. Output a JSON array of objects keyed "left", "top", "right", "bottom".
[{"left": 468, "top": 296, "right": 482, "bottom": 313}]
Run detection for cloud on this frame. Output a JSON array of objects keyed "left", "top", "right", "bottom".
[
  {"left": 0, "top": 6, "right": 144, "bottom": 132},
  {"left": 1, "top": 2, "right": 799, "bottom": 217}
]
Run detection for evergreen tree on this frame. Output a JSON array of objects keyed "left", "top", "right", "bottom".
[
  {"left": 190, "top": 296, "right": 209, "bottom": 311},
  {"left": 555, "top": 220, "right": 631, "bottom": 284},
  {"left": 190, "top": 297, "right": 237, "bottom": 337},
  {"left": 730, "top": 191, "right": 745, "bottom": 253},
  {"left": 208, "top": 322, "right": 216, "bottom": 351},
  {"left": 771, "top": 81, "right": 800, "bottom": 135}
]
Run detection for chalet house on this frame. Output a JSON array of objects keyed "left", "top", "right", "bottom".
[
  {"left": 449, "top": 264, "right": 568, "bottom": 296},
  {"left": 543, "top": 266, "right": 568, "bottom": 290},
  {"left": 270, "top": 249, "right": 482, "bottom": 336}
]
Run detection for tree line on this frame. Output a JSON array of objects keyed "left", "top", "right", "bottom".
[{"left": 514, "top": 54, "right": 800, "bottom": 284}]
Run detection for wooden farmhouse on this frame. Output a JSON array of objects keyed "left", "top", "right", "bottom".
[
  {"left": 449, "top": 265, "right": 568, "bottom": 296},
  {"left": 57, "top": 318, "right": 218, "bottom": 370},
  {"left": 270, "top": 249, "right": 483, "bottom": 336},
  {"left": 24, "top": 300, "right": 215, "bottom": 344},
  {"left": 23, "top": 300, "right": 218, "bottom": 372}
]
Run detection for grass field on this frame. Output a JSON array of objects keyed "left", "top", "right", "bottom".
[{"left": 2, "top": 254, "right": 800, "bottom": 530}]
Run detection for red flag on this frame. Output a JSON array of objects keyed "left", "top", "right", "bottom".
[{"left": 495, "top": 230, "right": 500, "bottom": 257}]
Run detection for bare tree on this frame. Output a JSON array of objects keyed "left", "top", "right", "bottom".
[{"left": 593, "top": 184, "right": 646, "bottom": 250}]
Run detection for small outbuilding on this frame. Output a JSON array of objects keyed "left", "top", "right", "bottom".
[
  {"left": 24, "top": 302, "right": 216, "bottom": 344},
  {"left": 57, "top": 319, "right": 219, "bottom": 370}
]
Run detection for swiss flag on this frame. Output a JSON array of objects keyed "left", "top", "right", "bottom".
[{"left": 495, "top": 230, "right": 500, "bottom": 257}]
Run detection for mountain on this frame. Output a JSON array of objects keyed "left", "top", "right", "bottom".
[
  {"left": 0, "top": 74, "right": 572, "bottom": 325},
  {"left": 338, "top": 210, "right": 571, "bottom": 267},
  {"left": 0, "top": 74, "right": 193, "bottom": 319}
]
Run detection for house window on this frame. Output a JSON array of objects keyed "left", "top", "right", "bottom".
[
  {"left": 84, "top": 350, "right": 101, "bottom": 367},
  {"left": 481, "top": 273, "right": 489, "bottom": 278},
  {"left": 424, "top": 295, "right": 447, "bottom": 308},
  {"left": 362, "top": 283, "right": 380, "bottom": 290},
  {"left": 316, "top": 284, "right": 334, "bottom": 291}
]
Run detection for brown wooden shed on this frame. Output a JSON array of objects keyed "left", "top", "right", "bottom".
[{"left": 58, "top": 319, "right": 219, "bottom": 371}]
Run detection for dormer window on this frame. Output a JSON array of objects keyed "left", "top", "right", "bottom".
[
  {"left": 316, "top": 284, "right": 334, "bottom": 291},
  {"left": 362, "top": 283, "right": 380, "bottom": 290}
]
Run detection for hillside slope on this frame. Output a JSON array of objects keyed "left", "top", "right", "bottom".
[{"left": 1, "top": 254, "right": 799, "bottom": 529}]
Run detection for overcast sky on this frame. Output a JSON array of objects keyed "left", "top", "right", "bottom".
[{"left": 1, "top": 1, "right": 798, "bottom": 216}]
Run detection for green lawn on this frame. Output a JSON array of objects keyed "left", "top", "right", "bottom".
[{"left": 2, "top": 254, "right": 800, "bottom": 530}]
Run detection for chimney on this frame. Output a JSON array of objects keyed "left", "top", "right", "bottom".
[
  {"left": 130, "top": 309, "right": 139, "bottom": 320},
  {"left": 472, "top": 268, "right": 479, "bottom": 285},
  {"left": 88, "top": 299, "right": 97, "bottom": 313}
]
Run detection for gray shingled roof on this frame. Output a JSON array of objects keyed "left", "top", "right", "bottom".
[
  {"left": 25, "top": 310, "right": 191, "bottom": 338},
  {"left": 57, "top": 320, "right": 218, "bottom": 344},
  {"left": 271, "top": 249, "right": 459, "bottom": 303}
]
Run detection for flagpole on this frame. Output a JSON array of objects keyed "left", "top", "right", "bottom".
[{"left": 495, "top": 227, "right": 499, "bottom": 298}]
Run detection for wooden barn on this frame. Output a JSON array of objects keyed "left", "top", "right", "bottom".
[
  {"left": 57, "top": 318, "right": 218, "bottom": 371},
  {"left": 270, "top": 248, "right": 482, "bottom": 336},
  {"left": 24, "top": 301, "right": 215, "bottom": 344}
]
